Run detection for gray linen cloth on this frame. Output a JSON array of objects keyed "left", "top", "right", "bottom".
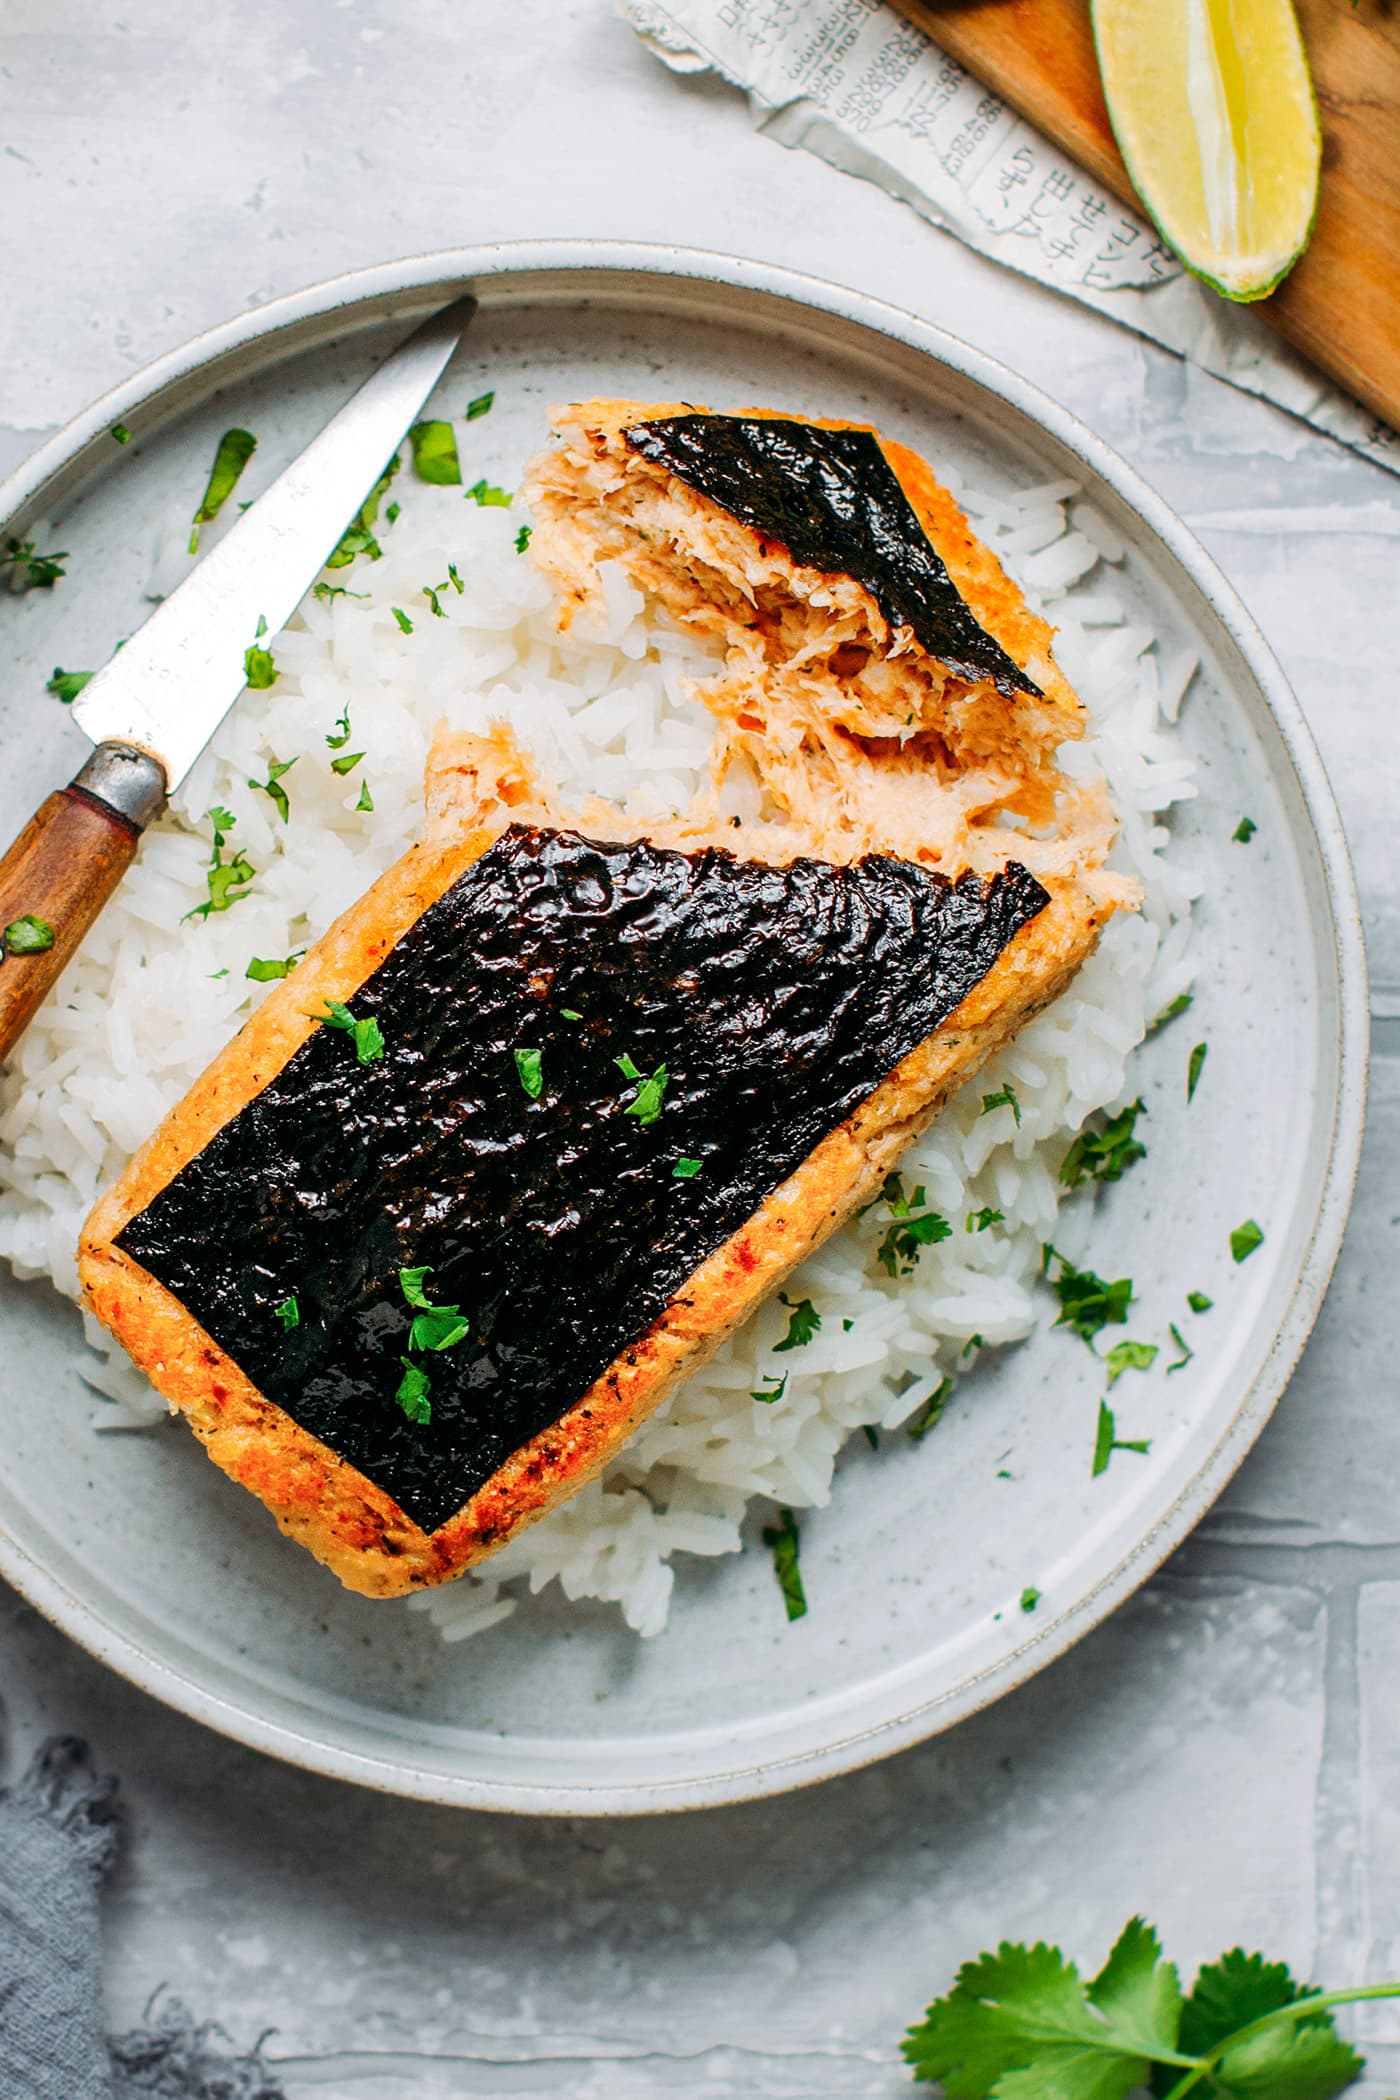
[{"left": 0, "top": 1738, "right": 284, "bottom": 2100}]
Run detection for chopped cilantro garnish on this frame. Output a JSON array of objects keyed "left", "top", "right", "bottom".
[
  {"left": 1187, "top": 1040, "right": 1207, "bottom": 1101},
  {"left": 1233, "top": 816, "right": 1257, "bottom": 843},
  {"left": 394, "top": 1267, "right": 470, "bottom": 1353},
  {"left": 329, "top": 750, "right": 364, "bottom": 777},
  {"left": 273, "top": 1294, "right": 299, "bottom": 1331},
  {"left": 1150, "top": 990, "right": 1194, "bottom": 1030},
  {"left": 875, "top": 1177, "right": 952, "bottom": 1277},
  {"left": 243, "top": 641, "right": 277, "bottom": 690},
  {"left": 111, "top": 422, "right": 132, "bottom": 444},
  {"left": 842, "top": 1318, "right": 854, "bottom": 1332},
  {"left": 386, "top": 500, "right": 401, "bottom": 524},
  {"left": 466, "top": 390, "right": 494, "bottom": 420},
  {"left": 673, "top": 1156, "right": 702, "bottom": 1178},
  {"left": 1019, "top": 1586, "right": 1040, "bottom": 1613},
  {"left": 762, "top": 1507, "right": 807, "bottom": 1621},
  {"left": 326, "top": 453, "right": 400, "bottom": 569},
  {"left": 908, "top": 1377, "right": 952, "bottom": 1443},
  {"left": 466, "top": 477, "right": 511, "bottom": 507},
  {"left": 1166, "top": 1322, "right": 1193, "bottom": 1373},
  {"left": 447, "top": 562, "right": 463, "bottom": 592},
  {"left": 1042, "top": 1245, "right": 1133, "bottom": 1347},
  {"left": 3, "top": 914, "right": 55, "bottom": 956},
  {"left": 423, "top": 582, "right": 447, "bottom": 618},
  {"left": 862, "top": 1425, "right": 879, "bottom": 1449},
  {"left": 408, "top": 418, "right": 462, "bottom": 486},
  {"left": 189, "top": 428, "right": 257, "bottom": 553},
  {"left": 774, "top": 1294, "right": 821, "bottom": 1351},
  {"left": 185, "top": 807, "right": 255, "bottom": 920},
  {"left": 1104, "top": 1339, "right": 1158, "bottom": 1385},
  {"left": 1059, "top": 1098, "right": 1147, "bottom": 1189},
  {"left": 248, "top": 754, "right": 295, "bottom": 822},
  {"left": 1231, "top": 1217, "right": 1265, "bottom": 1263},
  {"left": 615, "top": 1054, "right": 667, "bottom": 1123},
  {"left": 981, "top": 1082, "right": 1022, "bottom": 1126},
  {"left": 246, "top": 952, "right": 303, "bottom": 982},
  {"left": 46, "top": 667, "right": 92, "bottom": 703},
  {"left": 312, "top": 581, "right": 369, "bottom": 604},
  {"left": 962, "top": 1333, "right": 982, "bottom": 1357},
  {"left": 514, "top": 1046, "right": 544, "bottom": 1099},
  {"left": 326, "top": 705, "right": 352, "bottom": 749},
  {"left": 395, "top": 1359, "right": 432, "bottom": 1424},
  {"left": 751, "top": 1372, "right": 787, "bottom": 1405},
  {"left": 398, "top": 1266, "right": 433, "bottom": 1309},
  {"left": 391, "top": 606, "right": 414, "bottom": 635},
  {"left": 355, "top": 779, "right": 374, "bottom": 812},
  {"left": 514, "top": 524, "right": 532, "bottom": 553},
  {"left": 967, "top": 1207, "right": 1004, "bottom": 1232},
  {"left": 2, "top": 537, "right": 68, "bottom": 590},
  {"left": 315, "top": 999, "right": 384, "bottom": 1065},
  {"left": 1092, "top": 1400, "right": 1150, "bottom": 1476},
  {"left": 1187, "top": 1289, "right": 1214, "bottom": 1314}
]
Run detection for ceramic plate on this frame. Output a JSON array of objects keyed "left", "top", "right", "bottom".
[{"left": 0, "top": 244, "right": 1366, "bottom": 1812}]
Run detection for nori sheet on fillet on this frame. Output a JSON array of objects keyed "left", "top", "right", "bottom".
[
  {"left": 118, "top": 824, "right": 1048, "bottom": 1533},
  {"left": 623, "top": 414, "right": 1042, "bottom": 700}
]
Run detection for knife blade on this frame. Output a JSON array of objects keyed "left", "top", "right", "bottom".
[{"left": 0, "top": 293, "right": 477, "bottom": 1061}]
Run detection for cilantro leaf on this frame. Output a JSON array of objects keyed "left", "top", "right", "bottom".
[
  {"left": 774, "top": 1294, "right": 821, "bottom": 1351},
  {"left": 330, "top": 749, "right": 364, "bottom": 777},
  {"left": 1233, "top": 816, "right": 1257, "bottom": 843},
  {"left": 515, "top": 523, "right": 532, "bottom": 553},
  {"left": 1093, "top": 1401, "right": 1151, "bottom": 1477},
  {"left": 1043, "top": 1247, "right": 1134, "bottom": 1347},
  {"left": 312, "top": 581, "right": 369, "bottom": 604},
  {"left": 514, "top": 1046, "right": 544, "bottom": 1099},
  {"left": 46, "top": 667, "right": 92, "bottom": 703},
  {"left": 248, "top": 754, "right": 295, "bottom": 821},
  {"left": 1231, "top": 1219, "right": 1265, "bottom": 1263},
  {"left": 1187, "top": 1291, "right": 1214, "bottom": 1314},
  {"left": 908, "top": 1377, "right": 952, "bottom": 1443},
  {"left": 905, "top": 1925, "right": 1180, "bottom": 2099},
  {"left": 466, "top": 390, "right": 494, "bottom": 420},
  {"left": 396, "top": 1359, "right": 432, "bottom": 1424},
  {"left": 466, "top": 477, "right": 511, "bottom": 507},
  {"left": 315, "top": 999, "right": 384, "bottom": 1065},
  {"left": 673, "top": 1156, "right": 702, "bottom": 1178},
  {"left": 111, "top": 422, "right": 132, "bottom": 444},
  {"left": 185, "top": 808, "right": 255, "bottom": 920},
  {"left": 1019, "top": 1587, "right": 1040, "bottom": 1613},
  {"left": 326, "top": 705, "right": 353, "bottom": 750},
  {"left": 751, "top": 1372, "right": 787, "bottom": 1405},
  {"left": 189, "top": 428, "right": 256, "bottom": 553},
  {"left": 1187, "top": 1041, "right": 1208, "bottom": 1102},
  {"left": 398, "top": 1266, "right": 433, "bottom": 1309},
  {"left": 619, "top": 1058, "right": 667, "bottom": 1124},
  {"left": 273, "top": 1295, "right": 299, "bottom": 1331},
  {"left": 1060, "top": 1100, "right": 1147, "bottom": 1190},
  {"left": 762, "top": 1507, "right": 806, "bottom": 1621},
  {"left": 391, "top": 606, "right": 413, "bottom": 634},
  {"left": 3, "top": 536, "right": 69, "bottom": 590},
  {"left": 1154, "top": 1949, "right": 1363, "bottom": 2099},
  {"left": 1151, "top": 992, "right": 1194, "bottom": 1031},
  {"left": 410, "top": 1306, "right": 471, "bottom": 1353},
  {"left": 3, "top": 914, "right": 56, "bottom": 956},
  {"left": 355, "top": 779, "right": 374, "bottom": 812},
  {"left": 1105, "top": 1340, "right": 1158, "bottom": 1385},
  {"left": 875, "top": 1175, "right": 952, "bottom": 1276},
  {"left": 246, "top": 952, "right": 303, "bottom": 982},
  {"left": 1166, "top": 1323, "right": 1193, "bottom": 1374},
  {"left": 981, "top": 1082, "right": 1022, "bottom": 1126},
  {"left": 243, "top": 641, "right": 277, "bottom": 690},
  {"left": 969, "top": 1207, "right": 1004, "bottom": 1232},
  {"left": 408, "top": 418, "right": 461, "bottom": 485},
  {"left": 326, "top": 453, "right": 400, "bottom": 568}
]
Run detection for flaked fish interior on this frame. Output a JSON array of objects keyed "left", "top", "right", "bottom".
[{"left": 79, "top": 401, "right": 1129, "bottom": 1597}]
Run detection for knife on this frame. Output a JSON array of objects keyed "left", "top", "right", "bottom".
[{"left": 0, "top": 294, "right": 477, "bottom": 1061}]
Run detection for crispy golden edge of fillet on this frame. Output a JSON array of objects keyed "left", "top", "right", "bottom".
[{"left": 78, "top": 829, "right": 1105, "bottom": 1598}]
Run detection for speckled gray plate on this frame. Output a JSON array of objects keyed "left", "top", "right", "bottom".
[{"left": 0, "top": 244, "right": 1367, "bottom": 1813}]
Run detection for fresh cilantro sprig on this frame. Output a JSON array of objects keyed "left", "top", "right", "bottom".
[
  {"left": 1042, "top": 1245, "right": 1133, "bottom": 1347},
  {"left": 903, "top": 1916, "right": 1392, "bottom": 2099},
  {"left": 774, "top": 1294, "right": 821, "bottom": 1352},
  {"left": 185, "top": 807, "right": 255, "bottom": 920},
  {"left": 981, "top": 1082, "right": 1022, "bottom": 1127},
  {"left": 248, "top": 753, "right": 295, "bottom": 821},
  {"left": 3, "top": 535, "right": 69, "bottom": 590}
]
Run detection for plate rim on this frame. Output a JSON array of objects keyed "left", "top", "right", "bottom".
[{"left": 0, "top": 238, "right": 1369, "bottom": 1813}]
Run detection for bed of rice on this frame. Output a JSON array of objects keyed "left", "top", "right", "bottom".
[{"left": 0, "top": 434, "right": 1199, "bottom": 1641}]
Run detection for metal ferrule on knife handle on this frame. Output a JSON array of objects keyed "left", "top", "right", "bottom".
[{"left": 0, "top": 743, "right": 166, "bottom": 1061}]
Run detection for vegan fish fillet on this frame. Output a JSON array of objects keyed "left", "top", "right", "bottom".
[{"left": 78, "top": 402, "right": 1122, "bottom": 1599}]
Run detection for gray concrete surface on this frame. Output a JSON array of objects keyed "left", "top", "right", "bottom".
[{"left": 1, "top": 4, "right": 1397, "bottom": 2092}]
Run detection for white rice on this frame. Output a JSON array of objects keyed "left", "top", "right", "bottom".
[{"left": 0, "top": 428, "right": 1199, "bottom": 1639}]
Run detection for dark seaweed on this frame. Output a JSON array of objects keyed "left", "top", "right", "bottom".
[
  {"left": 119, "top": 826, "right": 1047, "bottom": 1532},
  {"left": 623, "top": 415, "right": 1041, "bottom": 700}
]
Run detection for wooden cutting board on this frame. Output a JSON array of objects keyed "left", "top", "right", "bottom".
[{"left": 892, "top": 0, "right": 1400, "bottom": 436}]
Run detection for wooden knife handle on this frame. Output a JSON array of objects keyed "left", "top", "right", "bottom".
[{"left": 0, "top": 743, "right": 166, "bottom": 1063}]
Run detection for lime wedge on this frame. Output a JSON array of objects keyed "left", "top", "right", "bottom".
[{"left": 1092, "top": 0, "right": 1322, "bottom": 302}]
